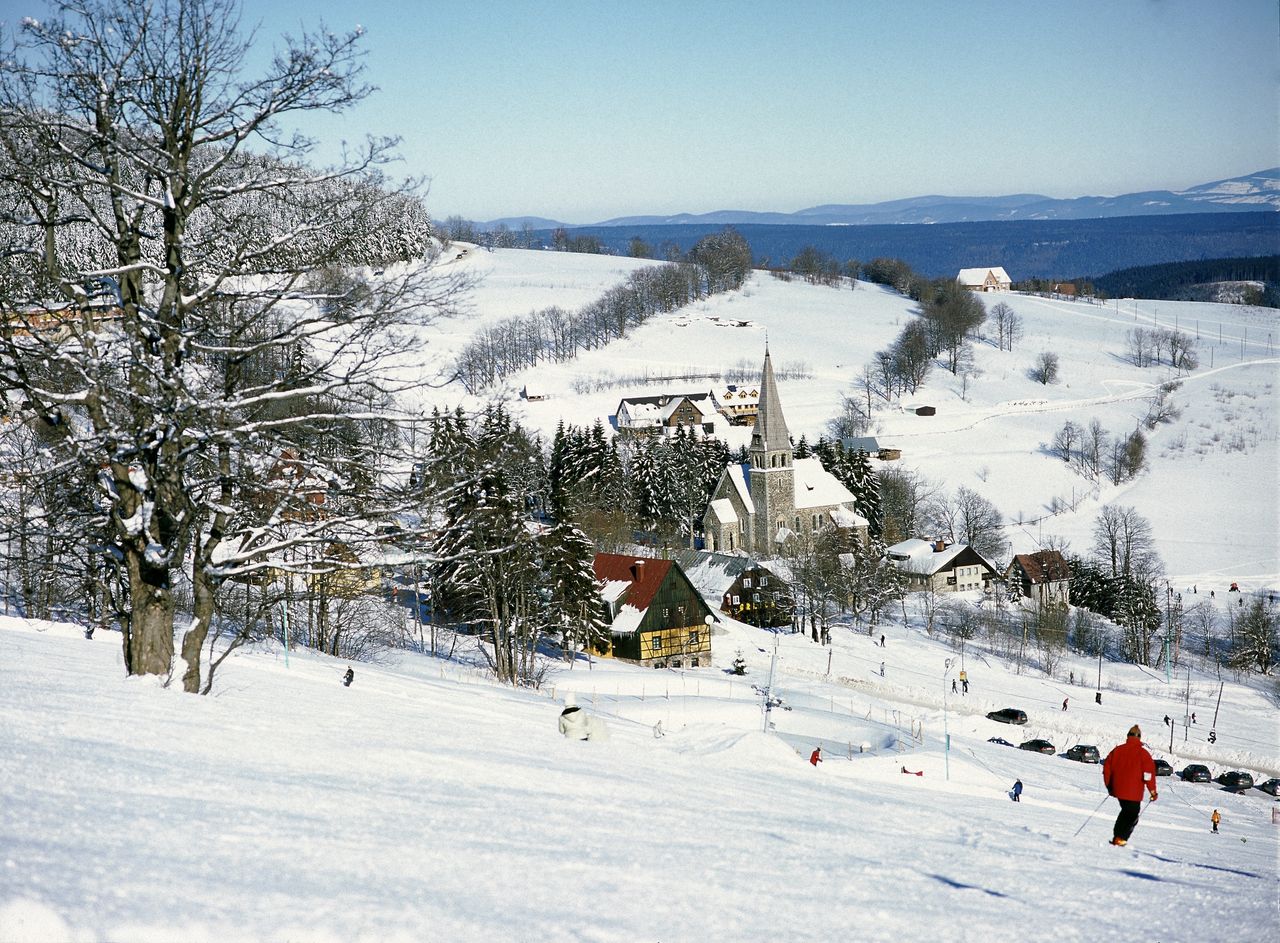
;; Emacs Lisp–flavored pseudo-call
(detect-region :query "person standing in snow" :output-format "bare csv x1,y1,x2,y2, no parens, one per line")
952,679,958,694
1062,698,1068,711
959,670,969,695
1011,779,1023,802
1211,809,1220,833
879,662,885,677
1102,724,1157,846
342,667,354,687
810,746,822,766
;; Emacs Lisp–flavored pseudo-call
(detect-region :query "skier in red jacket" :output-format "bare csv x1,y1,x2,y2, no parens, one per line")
1102,724,1157,846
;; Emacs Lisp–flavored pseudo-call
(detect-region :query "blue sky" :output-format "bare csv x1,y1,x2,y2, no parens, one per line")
6,0,1278,222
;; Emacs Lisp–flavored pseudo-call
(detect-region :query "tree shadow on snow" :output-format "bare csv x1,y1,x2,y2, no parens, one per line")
928,874,1010,898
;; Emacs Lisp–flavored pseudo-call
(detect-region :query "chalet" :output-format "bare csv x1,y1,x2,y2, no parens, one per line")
672,550,793,628
957,267,1012,292
703,349,869,555
2,303,123,340
711,383,761,425
614,393,716,437
520,383,547,401
1006,550,1071,609
887,538,1000,594
593,553,714,668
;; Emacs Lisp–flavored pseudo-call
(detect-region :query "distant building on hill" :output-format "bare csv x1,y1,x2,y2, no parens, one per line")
614,392,716,437
957,267,1012,292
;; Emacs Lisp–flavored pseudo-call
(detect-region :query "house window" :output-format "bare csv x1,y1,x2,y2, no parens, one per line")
688,629,699,646
677,605,685,617
732,595,740,605
743,578,752,588
663,607,670,619
652,636,663,652
760,576,768,587
753,593,760,602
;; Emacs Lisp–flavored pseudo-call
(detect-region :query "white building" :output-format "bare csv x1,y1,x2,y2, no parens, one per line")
957,267,1012,292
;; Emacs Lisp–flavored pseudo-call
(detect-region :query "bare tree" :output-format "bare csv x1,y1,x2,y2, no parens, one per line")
1051,420,1080,463
1091,505,1161,582
1029,351,1060,385
0,0,466,691
989,302,1023,352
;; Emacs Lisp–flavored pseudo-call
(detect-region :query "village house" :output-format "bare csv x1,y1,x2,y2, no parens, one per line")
957,267,1013,292
841,435,902,461
1006,549,1071,609
711,383,760,425
673,550,793,628
614,392,717,437
702,349,869,555
887,538,1001,594
592,553,714,668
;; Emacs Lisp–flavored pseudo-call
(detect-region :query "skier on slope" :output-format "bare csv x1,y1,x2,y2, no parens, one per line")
1102,724,1157,846
342,667,354,687
1211,809,1221,833
1011,779,1023,802
810,746,822,766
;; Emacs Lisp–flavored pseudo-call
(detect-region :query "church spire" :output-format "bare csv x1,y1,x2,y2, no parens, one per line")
750,346,792,457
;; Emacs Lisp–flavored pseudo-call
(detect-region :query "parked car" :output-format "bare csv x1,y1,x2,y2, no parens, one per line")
1180,763,1212,783
986,708,1028,725
987,737,1014,747
1064,744,1101,764
1019,739,1056,755
1153,759,1174,777
1254,778,1280,796
1217,771,1254,791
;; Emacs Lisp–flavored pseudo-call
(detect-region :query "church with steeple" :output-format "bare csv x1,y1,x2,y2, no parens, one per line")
702,348,868,555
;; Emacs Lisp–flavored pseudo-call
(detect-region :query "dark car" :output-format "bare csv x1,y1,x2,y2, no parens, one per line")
1217,771,1254,791
1064,744,1101,764
1180,763,1212,783
986,708,1028,725
1255,778,1280,796
987,737,1014,747
1153,759,1174,777
1019,739,1056,755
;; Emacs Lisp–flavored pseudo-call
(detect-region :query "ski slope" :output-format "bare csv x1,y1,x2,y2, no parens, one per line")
1,604,1275,942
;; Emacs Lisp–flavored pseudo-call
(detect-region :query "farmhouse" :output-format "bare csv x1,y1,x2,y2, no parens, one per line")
887,538,1000,593
673,550,793,628
702,349,868,554
841,435,902,461
957,267,1012,292
614,392,716,437
1006,549,1071,609
592,553,714,668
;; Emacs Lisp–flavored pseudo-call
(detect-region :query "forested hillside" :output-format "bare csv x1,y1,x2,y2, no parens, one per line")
1091,256,1279,305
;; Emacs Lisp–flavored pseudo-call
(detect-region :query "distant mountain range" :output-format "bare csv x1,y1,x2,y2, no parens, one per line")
481,168,1279,230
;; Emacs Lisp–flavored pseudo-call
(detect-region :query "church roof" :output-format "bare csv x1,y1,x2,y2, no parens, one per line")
750,348,791,454
792,457,860,514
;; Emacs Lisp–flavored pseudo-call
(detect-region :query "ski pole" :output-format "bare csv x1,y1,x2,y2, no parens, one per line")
1073,795,1112,837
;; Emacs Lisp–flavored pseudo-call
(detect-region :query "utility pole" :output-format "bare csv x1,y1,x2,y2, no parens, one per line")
761,633,780,732
943,658,953,781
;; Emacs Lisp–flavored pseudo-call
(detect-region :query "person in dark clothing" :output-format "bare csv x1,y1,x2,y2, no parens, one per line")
1095,691,1102,705
1011,779,1023,802
1102,725,1157,846
1062,698,1069,711
342,667,354,687
952,679,958,694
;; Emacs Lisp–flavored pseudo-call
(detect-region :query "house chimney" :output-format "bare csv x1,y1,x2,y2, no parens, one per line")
631,559,645,580
934,539,946,553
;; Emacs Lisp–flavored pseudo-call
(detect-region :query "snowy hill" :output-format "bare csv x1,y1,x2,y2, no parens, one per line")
416,247,1279,590
2,599,1276,941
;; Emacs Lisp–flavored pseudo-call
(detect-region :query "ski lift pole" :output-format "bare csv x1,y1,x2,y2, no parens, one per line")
279,600,290,669
943,658,952,781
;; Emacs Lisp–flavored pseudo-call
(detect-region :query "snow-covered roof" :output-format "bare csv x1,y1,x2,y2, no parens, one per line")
712,385,759,407
887,538,998,576
671,549,762,597
707,498,738,525
792,457,858,511
599,579,630,605
727,463,754,514
827,505,870,529
956,266,1012,286
608,604,644,635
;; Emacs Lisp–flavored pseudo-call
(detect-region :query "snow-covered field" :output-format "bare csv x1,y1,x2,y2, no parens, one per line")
2,600,1276,942
2,248,1278,941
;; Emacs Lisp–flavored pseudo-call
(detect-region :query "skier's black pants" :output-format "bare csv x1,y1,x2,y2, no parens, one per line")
1113,799,1142,841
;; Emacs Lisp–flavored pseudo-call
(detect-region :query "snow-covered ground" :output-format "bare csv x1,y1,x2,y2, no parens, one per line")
417,248,1279,591
3,248,1277,941
2,600,1276,942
